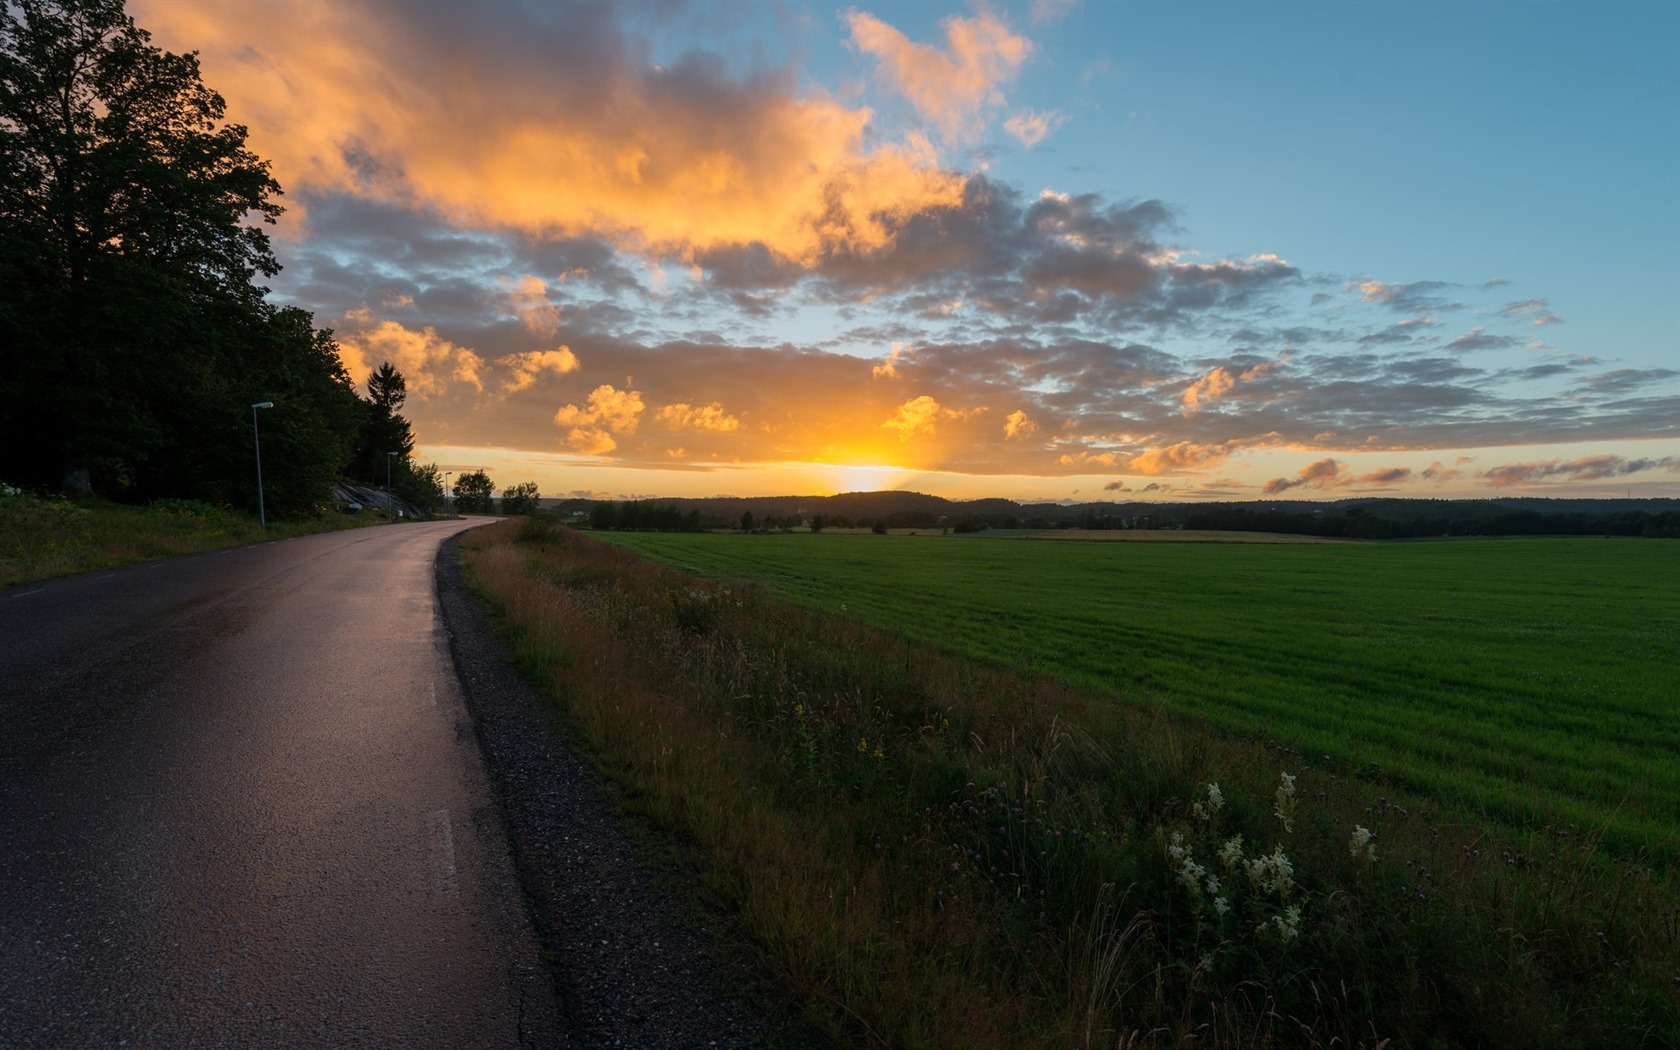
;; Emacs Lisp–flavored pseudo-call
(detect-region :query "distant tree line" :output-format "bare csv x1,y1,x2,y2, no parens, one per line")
589,500,704,532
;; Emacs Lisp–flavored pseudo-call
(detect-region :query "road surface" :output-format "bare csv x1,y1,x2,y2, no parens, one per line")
0,520,561,1048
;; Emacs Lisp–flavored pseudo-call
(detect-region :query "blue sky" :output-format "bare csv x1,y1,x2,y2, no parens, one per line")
138,0,1678,501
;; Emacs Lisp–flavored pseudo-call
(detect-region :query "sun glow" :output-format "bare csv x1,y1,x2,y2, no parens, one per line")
817,462,914,494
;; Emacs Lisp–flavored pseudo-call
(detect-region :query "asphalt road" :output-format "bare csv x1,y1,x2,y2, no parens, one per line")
0,520,562,1048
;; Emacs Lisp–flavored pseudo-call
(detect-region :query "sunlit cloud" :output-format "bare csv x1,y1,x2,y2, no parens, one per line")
135,0,967,266
1003,108,1065,147
656,402,741,433
338,310,485,396
1482,455,1679,488
499,348,581,395
1182,367,1236,415
505,276,561,337
846,9,1032,142
1122,442,1237,476
1262,458,1345,495
555,384,645,455
1003,409,1038,438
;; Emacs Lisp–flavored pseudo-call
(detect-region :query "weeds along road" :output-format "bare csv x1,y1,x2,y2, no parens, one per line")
0,519,561,1048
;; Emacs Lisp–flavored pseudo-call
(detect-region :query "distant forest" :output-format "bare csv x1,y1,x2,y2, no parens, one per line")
563,492,1680,540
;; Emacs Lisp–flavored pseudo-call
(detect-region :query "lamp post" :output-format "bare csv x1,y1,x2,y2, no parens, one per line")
250,401,274,527
444,471,453,519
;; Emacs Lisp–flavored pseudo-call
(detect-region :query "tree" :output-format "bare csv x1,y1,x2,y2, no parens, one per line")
349,362,415,484
393,460,445,513
453,470,495,514
1,0,287,491
740,510,754,532
500,481,540,516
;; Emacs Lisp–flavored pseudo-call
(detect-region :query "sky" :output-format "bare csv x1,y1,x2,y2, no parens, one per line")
134,0,1679,503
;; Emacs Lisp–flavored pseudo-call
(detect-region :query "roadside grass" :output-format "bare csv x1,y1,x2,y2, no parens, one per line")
462,520,1679,1048
599,531,1680,865
0,487,398,587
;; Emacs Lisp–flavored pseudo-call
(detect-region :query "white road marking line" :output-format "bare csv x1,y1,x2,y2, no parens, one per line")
427,809,459,902
429,680,438,707
9,588,43,599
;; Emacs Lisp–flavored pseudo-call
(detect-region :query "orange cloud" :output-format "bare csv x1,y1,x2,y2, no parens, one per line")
505,276,561,337
338,311,485,396
1003,108,1064,147
881,394,980,441
133,1,966,265
1182,367,1236,415
500,348,581,395
656,402,741,433
1262,458,1346,495
846,9,1031,142
555,384,645,455
1122,442,1236,476
1003,409,1037,438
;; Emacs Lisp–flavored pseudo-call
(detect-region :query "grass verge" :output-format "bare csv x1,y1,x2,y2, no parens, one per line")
463,520,1677,1047
0,487,402,587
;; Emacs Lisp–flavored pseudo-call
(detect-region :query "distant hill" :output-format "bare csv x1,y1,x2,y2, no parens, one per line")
543,491,1680,538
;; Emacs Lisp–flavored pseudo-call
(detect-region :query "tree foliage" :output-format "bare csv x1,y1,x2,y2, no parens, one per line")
453,469,495,514
0,0,357,518
500,481,540,516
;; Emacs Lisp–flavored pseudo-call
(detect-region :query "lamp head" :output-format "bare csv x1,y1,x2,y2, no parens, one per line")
251,401,274,410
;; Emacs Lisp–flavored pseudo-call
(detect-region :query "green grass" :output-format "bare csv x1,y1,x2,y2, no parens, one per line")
464,522,1680,1048
597,531,1680,861
0,491,403,587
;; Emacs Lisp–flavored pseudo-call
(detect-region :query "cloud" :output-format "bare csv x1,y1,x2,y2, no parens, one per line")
1501,298,1563,328
882,394,976,441
500,347,581,394
1003,409,1037,438
1446,326,1518,352
1262,457,1346,494
846,9,1031,142
1358,467,1413,485
1482,455,1680,488
1182,367,1236,415
338,311,485,396
656,402,741,432
1003,108,1065,147
135,0,967,266
505,275,561,337
873,343,911,379
555,384,645,454
1121,442,1237,476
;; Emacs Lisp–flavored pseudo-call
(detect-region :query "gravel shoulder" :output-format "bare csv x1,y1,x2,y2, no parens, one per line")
435,536,827,1049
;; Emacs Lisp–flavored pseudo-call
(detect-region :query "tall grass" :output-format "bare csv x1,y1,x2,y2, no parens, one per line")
463,521,1678,1048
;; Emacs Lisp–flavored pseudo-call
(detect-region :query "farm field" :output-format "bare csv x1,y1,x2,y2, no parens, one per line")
600,531,1680,860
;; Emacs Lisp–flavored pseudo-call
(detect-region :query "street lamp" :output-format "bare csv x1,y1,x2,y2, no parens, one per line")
250,401,274,528
444,471,453,519
386,451,398,519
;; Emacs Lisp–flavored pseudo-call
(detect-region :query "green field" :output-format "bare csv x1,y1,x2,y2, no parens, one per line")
600,531,1680,859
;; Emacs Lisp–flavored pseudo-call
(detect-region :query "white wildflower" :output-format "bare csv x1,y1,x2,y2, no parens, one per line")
1218,834,1245,869
1167,830,1187,863
1348,825,1376,862
1213,895,1230,917
1274,771,1297,832
1178,857,1207,896
1204,874,1221,897
1194,782,1224,822
1273,904,1302,942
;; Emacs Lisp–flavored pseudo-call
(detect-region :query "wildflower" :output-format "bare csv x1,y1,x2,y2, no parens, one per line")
1274,904,1302,942
1274,771,1298,833
1213,895,1230,917
873,744,884,760
1218,834,1245,870
1178,857,1206,896
1199,952,1213,971
1193,782,1224,822
1245,846,1295,898
1348,825,1376,862
1204,874,1221,897
1167,830,1188,863
858,736,868,754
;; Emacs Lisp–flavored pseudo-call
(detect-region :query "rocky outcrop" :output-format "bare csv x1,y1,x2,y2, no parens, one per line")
330,482,428,520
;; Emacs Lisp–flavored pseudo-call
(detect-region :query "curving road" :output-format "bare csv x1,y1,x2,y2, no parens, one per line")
0,520,561,1048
